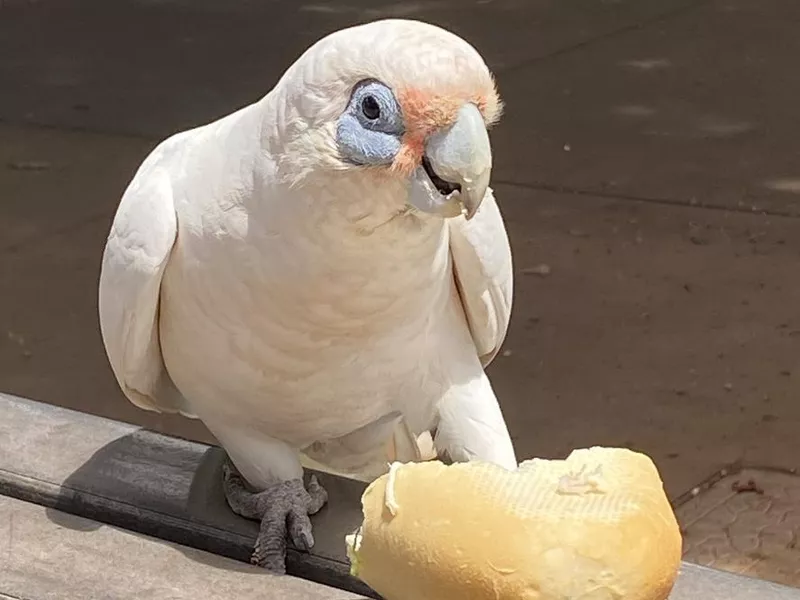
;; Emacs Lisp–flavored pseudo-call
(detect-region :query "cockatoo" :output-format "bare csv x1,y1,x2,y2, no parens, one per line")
98,18,517,573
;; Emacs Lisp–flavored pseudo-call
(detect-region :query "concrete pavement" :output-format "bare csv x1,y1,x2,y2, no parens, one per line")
1,0,800,586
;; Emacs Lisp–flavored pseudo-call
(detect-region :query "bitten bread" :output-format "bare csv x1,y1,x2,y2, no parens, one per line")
346,447,682,599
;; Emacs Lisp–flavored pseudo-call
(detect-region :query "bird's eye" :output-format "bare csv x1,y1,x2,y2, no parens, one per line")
361,95,381,120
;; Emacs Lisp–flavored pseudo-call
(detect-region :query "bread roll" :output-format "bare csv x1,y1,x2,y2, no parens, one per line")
345,447,682,600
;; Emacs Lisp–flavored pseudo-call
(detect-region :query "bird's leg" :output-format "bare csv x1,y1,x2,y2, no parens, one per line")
222,459,328,573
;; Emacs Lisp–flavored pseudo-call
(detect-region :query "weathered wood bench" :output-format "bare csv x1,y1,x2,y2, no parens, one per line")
1,392,798,599
0,493,362,600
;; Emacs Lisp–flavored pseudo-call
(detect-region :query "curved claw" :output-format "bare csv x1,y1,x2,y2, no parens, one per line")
287,508,315,552
306,475,328,514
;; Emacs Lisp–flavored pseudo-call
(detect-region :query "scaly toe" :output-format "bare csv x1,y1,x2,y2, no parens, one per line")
221,469,328,573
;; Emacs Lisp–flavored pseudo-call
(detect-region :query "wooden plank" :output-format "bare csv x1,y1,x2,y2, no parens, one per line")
0,494,364,600
1,392,799,600
0,392,375,597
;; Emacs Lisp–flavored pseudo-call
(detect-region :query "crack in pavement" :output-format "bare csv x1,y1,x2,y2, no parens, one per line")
494,0,712,76
0,212,111,257
0,117,159,143
493,179,800,220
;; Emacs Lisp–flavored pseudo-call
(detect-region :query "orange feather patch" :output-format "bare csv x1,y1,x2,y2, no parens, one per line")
391,87,499,176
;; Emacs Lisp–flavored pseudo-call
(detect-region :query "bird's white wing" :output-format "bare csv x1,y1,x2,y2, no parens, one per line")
448,188,513,367
98,152,190,415
435,192,518,470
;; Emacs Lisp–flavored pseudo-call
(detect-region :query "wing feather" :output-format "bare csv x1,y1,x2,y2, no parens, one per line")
448,188,513,366
98,154,190,415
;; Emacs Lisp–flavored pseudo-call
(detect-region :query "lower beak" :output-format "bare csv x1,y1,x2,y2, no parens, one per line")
409,103,492,220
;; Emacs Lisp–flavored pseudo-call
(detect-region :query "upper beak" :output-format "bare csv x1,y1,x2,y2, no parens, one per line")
425,103,492,220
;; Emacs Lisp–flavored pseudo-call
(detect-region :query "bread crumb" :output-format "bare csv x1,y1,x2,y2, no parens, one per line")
384,462,403,516
556,464,607,495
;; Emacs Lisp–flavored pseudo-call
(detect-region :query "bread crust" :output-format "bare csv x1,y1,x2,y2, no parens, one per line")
346,447,682,600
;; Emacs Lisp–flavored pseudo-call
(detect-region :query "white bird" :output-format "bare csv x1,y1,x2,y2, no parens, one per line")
98,18,517,573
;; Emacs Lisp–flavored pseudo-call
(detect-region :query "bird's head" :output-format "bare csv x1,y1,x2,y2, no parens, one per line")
268,19,502,221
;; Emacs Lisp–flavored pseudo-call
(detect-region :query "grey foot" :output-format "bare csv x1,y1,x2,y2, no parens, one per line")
222,460,328,573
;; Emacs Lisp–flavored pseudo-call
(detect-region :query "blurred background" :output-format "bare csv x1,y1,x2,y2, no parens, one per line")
2,0,800,584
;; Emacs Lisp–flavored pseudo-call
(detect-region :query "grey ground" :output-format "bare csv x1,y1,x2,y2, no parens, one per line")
1,0,800,586
678,467,800,587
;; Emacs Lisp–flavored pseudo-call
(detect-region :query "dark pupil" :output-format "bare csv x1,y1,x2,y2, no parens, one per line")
361,95,381,120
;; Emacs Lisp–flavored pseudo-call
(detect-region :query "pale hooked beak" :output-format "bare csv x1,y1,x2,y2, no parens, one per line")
408,103,492,221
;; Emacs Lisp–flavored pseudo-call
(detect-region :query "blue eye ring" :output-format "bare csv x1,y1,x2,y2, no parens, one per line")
347,79,404,135
335,79,404,166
